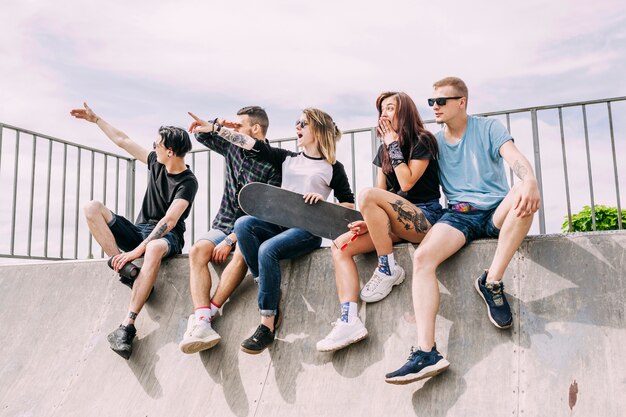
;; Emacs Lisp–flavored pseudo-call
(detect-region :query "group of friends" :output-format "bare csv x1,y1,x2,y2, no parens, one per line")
70,76,540,386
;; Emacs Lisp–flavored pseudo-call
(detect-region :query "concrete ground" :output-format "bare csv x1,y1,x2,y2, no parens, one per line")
0,231,625,417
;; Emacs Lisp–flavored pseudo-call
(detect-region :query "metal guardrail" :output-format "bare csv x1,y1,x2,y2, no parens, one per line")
0,123,135,260
1,96,624,260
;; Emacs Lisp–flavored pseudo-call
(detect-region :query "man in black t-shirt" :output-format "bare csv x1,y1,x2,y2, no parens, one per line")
70,103,198,360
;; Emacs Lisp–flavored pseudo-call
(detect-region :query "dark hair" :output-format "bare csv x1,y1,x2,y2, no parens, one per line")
158,126,192,157
237,106,269,137
376,92,438,174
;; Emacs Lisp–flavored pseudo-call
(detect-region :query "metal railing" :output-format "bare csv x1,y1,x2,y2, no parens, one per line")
0,123,135,260
1,96,624,260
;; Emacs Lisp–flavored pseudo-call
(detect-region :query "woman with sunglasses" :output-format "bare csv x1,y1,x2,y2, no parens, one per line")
188,108,354,354
316,91,441,352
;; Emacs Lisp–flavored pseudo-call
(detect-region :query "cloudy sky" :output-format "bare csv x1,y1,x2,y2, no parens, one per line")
1,0,626,259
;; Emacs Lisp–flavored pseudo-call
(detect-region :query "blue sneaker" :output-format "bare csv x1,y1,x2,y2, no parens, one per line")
474,271,513,329
385,346,450,385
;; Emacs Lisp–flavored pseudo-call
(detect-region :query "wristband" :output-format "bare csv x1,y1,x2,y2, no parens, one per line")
211,118,219,133
386,141,405,168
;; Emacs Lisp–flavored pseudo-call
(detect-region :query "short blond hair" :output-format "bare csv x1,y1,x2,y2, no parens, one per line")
433,76,469,103
302,108,341,164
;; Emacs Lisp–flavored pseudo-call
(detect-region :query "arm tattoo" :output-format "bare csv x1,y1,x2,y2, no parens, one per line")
388,200,429,234
513,160,528,180
142,222,169,247
218,129,250,147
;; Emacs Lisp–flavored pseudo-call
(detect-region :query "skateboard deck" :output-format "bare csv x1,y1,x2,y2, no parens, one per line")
238,182,362,240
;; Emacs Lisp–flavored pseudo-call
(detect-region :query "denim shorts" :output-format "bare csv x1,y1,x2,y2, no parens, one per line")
437,207,501,244
107,214,183,258
416,200,444,226
196,228,228,246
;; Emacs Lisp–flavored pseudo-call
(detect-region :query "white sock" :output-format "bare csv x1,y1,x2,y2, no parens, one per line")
386,253,396,272
340,301,359,323
195,307,211,323
210,301,220,317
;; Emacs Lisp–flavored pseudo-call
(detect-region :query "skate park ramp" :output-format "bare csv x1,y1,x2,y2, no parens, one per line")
1,231,625,417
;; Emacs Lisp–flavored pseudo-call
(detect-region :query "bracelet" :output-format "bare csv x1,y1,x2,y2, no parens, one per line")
387,141,405,168
215,122,222,132
211,118,219,133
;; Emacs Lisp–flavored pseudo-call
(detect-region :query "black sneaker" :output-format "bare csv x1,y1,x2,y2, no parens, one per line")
474,271,513,329
385,346,450,385
107,324,136,360
240,324,275,354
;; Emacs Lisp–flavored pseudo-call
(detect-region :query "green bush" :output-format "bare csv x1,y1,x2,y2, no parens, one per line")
562,205,626,232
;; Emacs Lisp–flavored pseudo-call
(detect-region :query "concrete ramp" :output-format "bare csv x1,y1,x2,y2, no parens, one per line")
1,231,625,417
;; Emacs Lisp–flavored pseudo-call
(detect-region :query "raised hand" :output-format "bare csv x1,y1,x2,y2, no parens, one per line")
70,102,99,123
377,117,399,145
187,112,213,133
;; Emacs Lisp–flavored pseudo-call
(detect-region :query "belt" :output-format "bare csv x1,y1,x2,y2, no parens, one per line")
449,202,479,212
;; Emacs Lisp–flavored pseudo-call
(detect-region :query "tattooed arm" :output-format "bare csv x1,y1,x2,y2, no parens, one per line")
187,112,255,150
109,198,190,270
499,140,541,217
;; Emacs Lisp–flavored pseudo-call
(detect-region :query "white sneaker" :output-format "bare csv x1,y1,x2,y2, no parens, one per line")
360,265,405,302
179,314,221,354
316,317,368,352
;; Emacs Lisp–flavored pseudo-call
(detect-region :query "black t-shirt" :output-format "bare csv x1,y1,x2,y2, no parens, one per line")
135,152,198,244
373,137,440,204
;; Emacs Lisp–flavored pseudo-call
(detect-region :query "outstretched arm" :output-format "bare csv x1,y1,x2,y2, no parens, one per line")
188,112,255,150
499,140,541,217
109,198,190,270
70,102,150,164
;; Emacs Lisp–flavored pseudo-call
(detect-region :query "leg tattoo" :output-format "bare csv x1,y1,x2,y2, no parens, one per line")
388,200,429,234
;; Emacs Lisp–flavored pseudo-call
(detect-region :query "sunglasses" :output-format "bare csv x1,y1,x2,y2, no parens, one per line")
427,96,463,107
295,120,309,129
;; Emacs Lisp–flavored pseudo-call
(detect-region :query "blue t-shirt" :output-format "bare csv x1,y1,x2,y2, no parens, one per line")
436,115,512,210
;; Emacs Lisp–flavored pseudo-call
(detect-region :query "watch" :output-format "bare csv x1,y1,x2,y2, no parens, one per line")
223,236,235,247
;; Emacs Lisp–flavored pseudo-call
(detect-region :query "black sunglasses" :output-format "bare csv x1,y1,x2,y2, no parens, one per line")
427,96,463,107
295,120,309,129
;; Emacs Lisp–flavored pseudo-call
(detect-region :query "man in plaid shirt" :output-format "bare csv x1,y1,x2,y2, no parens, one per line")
179,106,281,354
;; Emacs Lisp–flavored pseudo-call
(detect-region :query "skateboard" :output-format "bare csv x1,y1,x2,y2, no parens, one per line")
238,182,363,240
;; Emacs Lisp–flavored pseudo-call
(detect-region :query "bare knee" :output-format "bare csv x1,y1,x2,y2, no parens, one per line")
189,240,213,265
83,200,106,220
357,187,377,208
144,240,168,261
412,247,438,277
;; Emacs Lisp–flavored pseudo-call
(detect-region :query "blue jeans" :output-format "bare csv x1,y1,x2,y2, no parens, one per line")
234,215,322,316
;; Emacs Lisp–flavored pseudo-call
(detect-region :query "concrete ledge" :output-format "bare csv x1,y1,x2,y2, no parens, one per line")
1,231,625,416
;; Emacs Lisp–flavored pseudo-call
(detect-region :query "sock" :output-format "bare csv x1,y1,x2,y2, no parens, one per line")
340,301,358,323
377,253,396,276
210,301,220,317
195,306,211,323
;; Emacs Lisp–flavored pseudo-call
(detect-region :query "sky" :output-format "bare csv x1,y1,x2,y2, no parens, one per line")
1,0,626,260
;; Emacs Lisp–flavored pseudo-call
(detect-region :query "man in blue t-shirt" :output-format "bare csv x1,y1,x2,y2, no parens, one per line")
385,77,540,385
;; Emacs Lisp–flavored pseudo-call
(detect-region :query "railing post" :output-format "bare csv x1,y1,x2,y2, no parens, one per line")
530,110,546,234
126,159,136,222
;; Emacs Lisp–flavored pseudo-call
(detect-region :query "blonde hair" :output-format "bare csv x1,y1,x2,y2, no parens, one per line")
433,76,469,105
302,108,341,164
